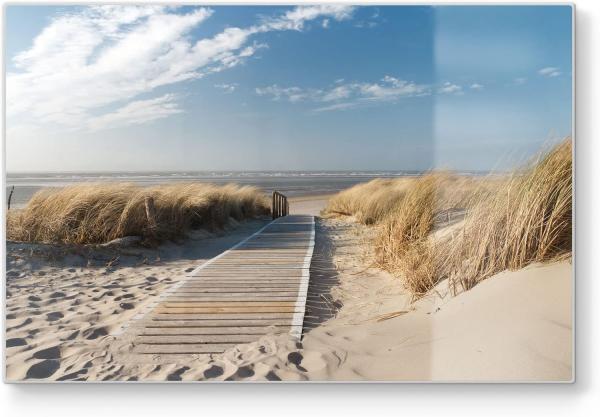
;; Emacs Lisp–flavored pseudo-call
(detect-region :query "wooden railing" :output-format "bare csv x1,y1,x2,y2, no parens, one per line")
272,191,289,220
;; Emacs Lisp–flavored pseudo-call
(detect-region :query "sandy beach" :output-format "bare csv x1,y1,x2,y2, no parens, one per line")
5,193,572,381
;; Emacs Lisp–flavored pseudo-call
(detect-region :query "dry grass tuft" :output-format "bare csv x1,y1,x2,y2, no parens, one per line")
324,138,572,299
323,178,414,224
7,183,270,245
443,138,572,293
323,174,486,225
372,174,440,297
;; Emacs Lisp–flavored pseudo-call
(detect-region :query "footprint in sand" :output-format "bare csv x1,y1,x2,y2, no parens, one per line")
6,338,27,348
26,359,60,379
265,371,281,381
287,352,307,372
167,366,190,381
119,302,135,310
84,327,108,340
203,365,224,379
28,295,42,302
66,330,79,340
46,311,64,321
57,368,88,381
235,365,255,378
33,345,61,360
146,276,158,283
50,291,65,298
7,317,32,331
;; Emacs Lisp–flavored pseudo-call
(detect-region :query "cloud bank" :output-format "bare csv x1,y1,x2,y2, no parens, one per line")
7,5,355,133
256,76,431,112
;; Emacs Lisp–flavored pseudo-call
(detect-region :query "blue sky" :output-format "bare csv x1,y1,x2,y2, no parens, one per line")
4,5,572,172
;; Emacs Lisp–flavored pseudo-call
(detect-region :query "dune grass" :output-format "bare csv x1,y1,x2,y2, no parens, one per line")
323,174,487,225
323,138,572,299
372,174,443,296
323,178,414,224
443,139,572,294
6,183,270,245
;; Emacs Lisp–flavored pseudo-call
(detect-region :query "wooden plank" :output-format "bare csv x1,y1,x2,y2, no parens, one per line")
209,260,306,264
226,250,309,254
166,297,300,302
182,278,304,283
153,312,294,321
180,283,303,289
137,334,264,344
140,326,293,335
188,274,304,278
180,281,302,284
146,319,293,327
154,306,302,314
161,301,298,308
165,297,303,302
192,269,306,274
178,284,304,289
171,287,301,292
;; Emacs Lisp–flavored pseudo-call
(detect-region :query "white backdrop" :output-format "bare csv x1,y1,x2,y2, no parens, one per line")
1,1,598,416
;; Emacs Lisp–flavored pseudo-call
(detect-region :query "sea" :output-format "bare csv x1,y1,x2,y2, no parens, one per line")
5,171,426,209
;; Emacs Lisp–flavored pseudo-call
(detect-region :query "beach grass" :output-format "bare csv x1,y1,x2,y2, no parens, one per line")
323,138,572,298
6,183,270,244
443,138,572,294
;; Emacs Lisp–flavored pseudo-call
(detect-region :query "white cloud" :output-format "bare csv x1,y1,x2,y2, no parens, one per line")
514,77,527,85
214,83,238,93
87,94,182,131
322,18,330,29
438,82,463,94
538,67,561,77
313,101,358,112
7,5,355,133
256,75,431,112
257,5,354,32
255,85,318,103
321,85,353,102
470,83,484,90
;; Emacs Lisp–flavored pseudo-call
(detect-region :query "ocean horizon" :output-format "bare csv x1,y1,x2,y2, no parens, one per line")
6,170,442,209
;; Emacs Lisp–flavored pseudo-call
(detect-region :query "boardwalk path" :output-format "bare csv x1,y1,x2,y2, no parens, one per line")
127,215,315,355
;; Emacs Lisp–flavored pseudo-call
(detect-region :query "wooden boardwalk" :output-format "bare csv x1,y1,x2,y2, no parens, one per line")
129,215,315,355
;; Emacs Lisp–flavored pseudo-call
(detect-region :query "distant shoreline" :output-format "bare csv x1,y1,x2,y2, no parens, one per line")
5,172,408,209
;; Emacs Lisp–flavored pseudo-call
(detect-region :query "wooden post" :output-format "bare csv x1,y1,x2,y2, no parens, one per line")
277,193,281,218
279,194,283,217
144,196,157,235
271,191,288,219
7,185,15,210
